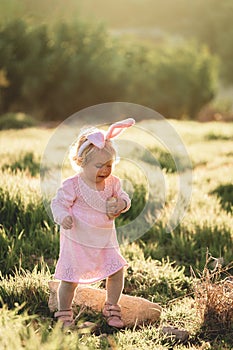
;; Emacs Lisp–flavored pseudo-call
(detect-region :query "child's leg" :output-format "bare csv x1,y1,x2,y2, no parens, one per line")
103,268,125,328
58,280,78,310
55,281,78,328
106,268,124,305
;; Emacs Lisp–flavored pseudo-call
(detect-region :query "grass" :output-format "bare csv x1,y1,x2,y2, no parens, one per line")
211,183,233,213
0,120,233,349
193,255,233,347
2,151,41,176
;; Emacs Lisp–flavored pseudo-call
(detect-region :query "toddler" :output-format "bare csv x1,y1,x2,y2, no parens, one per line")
51,118,135,328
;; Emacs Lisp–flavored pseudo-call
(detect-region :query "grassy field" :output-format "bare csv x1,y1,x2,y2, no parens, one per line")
0,119,233,349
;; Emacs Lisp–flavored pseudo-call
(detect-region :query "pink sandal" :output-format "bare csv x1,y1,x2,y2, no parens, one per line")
102,302,124,328
54,309,74,328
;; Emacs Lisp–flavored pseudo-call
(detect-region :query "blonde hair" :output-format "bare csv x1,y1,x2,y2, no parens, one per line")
69,127,117,171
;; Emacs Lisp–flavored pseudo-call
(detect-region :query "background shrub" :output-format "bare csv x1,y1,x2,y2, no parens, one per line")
0,113,37,130
0,19,217,120
124,42,217,118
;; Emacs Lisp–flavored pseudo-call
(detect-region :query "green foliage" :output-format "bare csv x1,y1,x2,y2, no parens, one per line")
0,255,194,349
141,147,177,173
0,266,51,315
124,256,192,304
204,132,232,141
119,183,147,222
0,113,37,130
77,0,233,86
0,185,48,232
2,151,40,176
187,0,233,85
0,19,217,120
211,183,233,213
0,305,94,350
0,19,127,119
0,225,59,276
140,220,233,275
0,20,54,116
1,0,232,88
0,185,59,275
0,121,233,349
0,301,197,350
125,42,217,119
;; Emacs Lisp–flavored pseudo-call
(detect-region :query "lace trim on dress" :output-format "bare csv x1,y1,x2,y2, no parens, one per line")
72,175,114,213
55,257,124,283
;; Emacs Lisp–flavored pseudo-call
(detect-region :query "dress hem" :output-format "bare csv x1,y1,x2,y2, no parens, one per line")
54,263,128,284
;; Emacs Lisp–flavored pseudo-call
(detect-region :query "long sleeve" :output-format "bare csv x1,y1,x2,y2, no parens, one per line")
113,177,131,213
51,177,76,225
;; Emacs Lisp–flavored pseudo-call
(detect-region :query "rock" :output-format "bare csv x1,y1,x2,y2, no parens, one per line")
161,326,189,342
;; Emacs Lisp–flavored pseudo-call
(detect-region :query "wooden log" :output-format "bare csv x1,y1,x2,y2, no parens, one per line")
48,280,162,328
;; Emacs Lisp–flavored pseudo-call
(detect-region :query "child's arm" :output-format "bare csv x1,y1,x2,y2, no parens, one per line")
51,178,76,228
106,177,131,219
114,177,131,212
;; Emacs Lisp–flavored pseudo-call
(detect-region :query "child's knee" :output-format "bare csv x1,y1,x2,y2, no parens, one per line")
60,280,78,291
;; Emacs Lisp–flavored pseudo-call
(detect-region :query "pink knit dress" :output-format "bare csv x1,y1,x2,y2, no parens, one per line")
51,174,130,284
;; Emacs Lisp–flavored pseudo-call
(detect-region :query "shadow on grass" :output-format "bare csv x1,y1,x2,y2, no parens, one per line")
140,221,233,276
2,151,40,176
211,183,233,213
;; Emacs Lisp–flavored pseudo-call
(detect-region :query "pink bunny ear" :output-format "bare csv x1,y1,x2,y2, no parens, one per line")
77,130,106,156
106,118,135,140
77,118,135,157
87,131,105,148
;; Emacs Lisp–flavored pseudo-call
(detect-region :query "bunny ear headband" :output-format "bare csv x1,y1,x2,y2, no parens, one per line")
77,118,135,157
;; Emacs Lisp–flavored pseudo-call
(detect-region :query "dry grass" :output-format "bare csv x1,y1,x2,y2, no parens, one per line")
193,252,233,336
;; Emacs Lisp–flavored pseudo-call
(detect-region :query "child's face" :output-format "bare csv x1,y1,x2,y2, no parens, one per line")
82,149,114,185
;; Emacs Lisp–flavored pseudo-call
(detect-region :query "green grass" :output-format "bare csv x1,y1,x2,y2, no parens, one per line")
0,120,233,349
2,151,41,176
211,183,233,213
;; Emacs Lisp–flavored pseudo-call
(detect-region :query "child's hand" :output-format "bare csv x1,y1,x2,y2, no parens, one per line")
61,215,73,229
106,197,127,219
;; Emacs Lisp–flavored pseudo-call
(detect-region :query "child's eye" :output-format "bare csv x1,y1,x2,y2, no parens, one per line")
95,163,112,169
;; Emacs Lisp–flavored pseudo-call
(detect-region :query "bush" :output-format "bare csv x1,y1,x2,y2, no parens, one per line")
0,19,217,120
0,19,127,120
124,42,218,118
0,113,37,130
